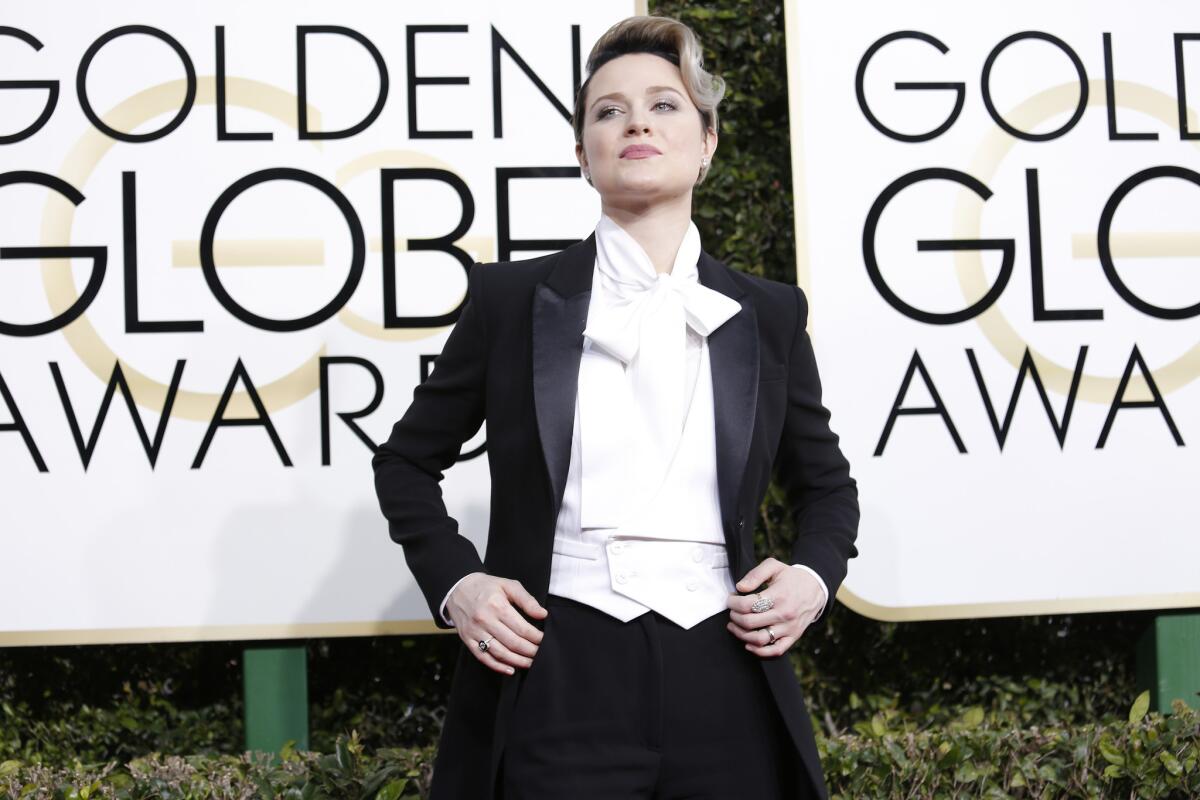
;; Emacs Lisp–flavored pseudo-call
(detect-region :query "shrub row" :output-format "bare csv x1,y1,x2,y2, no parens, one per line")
2,670,1159,768
3,696,1197,799
1,732,433,800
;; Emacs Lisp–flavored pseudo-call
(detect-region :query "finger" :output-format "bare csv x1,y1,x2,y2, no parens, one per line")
459,627,514,673
468,630,532,670
497,603,544,652
474,624,535,669
505,580,549,620
748,615,812,656
726,592,753,612
472,643,518,675
725,590,769,614
726,617,791,646
725,620,760,644
729,605,793,629
744,631,794,658
729,607,779,628
734,558,783,593
491,606,541,658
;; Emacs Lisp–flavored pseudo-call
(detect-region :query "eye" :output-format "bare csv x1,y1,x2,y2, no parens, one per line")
596,106,621,120
653,100,678,111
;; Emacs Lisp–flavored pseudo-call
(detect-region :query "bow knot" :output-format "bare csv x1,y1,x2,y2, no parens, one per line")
582,218,740,363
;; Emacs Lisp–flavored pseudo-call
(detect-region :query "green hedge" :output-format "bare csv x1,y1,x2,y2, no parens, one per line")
3,696,1197,799
0,732,434,800
0,666,1158,768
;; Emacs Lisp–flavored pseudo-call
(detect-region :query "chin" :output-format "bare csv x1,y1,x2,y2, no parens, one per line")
601,174,690,200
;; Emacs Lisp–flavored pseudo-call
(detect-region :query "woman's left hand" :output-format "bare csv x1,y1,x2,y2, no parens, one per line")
726,557,824,657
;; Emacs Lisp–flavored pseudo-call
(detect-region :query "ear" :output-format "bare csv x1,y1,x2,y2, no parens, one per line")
575,141,588,172
703,126,718,162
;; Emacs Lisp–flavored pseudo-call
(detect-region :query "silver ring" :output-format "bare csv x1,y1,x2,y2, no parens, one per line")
751,593,775,613
477,635,494,653
766,626,777,645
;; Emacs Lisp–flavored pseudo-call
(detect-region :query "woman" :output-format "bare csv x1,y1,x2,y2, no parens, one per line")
372,15,859,800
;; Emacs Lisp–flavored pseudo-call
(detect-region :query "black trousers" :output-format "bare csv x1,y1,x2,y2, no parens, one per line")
499,593,814,799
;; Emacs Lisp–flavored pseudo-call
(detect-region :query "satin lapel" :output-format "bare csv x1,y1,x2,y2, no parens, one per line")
697,251,757,534
531,234,596,515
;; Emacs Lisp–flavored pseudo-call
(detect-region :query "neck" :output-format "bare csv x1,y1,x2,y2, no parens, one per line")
601,193,694,274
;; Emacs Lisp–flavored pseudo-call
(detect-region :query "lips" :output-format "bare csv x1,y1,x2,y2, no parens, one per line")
620,144,661,159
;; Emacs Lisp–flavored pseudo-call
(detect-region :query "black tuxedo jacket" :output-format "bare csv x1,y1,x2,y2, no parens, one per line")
372,233,859,799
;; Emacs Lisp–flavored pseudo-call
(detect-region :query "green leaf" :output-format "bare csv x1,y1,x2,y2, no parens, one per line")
335,737,352,771
1157,750,1183,777
375,779,409,800
362,765,400,797
1129,690,1150,725
960,706,984,728
1098,736,1125,767
884,740,909,768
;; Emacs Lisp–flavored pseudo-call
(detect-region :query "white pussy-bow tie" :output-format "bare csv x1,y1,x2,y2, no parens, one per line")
577,215,741,529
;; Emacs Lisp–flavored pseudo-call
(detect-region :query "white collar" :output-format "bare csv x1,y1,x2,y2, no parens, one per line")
594,213,702,290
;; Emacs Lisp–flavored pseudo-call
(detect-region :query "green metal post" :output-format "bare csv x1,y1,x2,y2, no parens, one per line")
1136,611,1200,714
243,644,309,754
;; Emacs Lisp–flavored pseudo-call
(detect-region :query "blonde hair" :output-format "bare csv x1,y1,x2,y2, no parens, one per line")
572,15,726,184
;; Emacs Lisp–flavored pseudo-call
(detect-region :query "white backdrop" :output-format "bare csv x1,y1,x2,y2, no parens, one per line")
785,0,1200,619
0,0,640,644
6,1,1195,645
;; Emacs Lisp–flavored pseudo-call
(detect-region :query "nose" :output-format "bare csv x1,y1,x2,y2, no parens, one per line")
625,109,650,136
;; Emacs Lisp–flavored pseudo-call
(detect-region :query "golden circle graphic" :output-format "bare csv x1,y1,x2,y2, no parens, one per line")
954,79,1200,402
41,76,493,418
334,150,494,341
42,76,327,419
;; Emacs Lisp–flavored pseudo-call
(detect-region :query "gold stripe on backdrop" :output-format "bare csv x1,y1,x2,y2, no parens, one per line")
0,619,446,647
839,587,1200,623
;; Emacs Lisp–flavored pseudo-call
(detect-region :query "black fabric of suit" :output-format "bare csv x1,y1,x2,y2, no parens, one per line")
372,233,859,799
499,594,815,799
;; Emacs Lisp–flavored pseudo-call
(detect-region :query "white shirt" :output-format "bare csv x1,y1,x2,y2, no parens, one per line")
439,217,828,626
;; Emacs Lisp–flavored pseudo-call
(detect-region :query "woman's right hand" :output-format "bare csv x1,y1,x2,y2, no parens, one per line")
447,572,548,675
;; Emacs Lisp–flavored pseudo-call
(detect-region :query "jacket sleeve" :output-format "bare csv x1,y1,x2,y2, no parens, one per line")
371,264,489,630
775,284,860,627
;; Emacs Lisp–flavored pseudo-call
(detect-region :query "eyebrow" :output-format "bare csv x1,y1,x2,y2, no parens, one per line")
588,85,685,111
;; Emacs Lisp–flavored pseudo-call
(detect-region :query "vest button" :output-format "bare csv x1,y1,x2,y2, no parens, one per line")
691,547,704,562
686,580,699,592
736,517,745,532
615,572,628,584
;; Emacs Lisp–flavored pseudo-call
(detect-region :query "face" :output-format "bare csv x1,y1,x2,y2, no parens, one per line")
576,52,717,206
